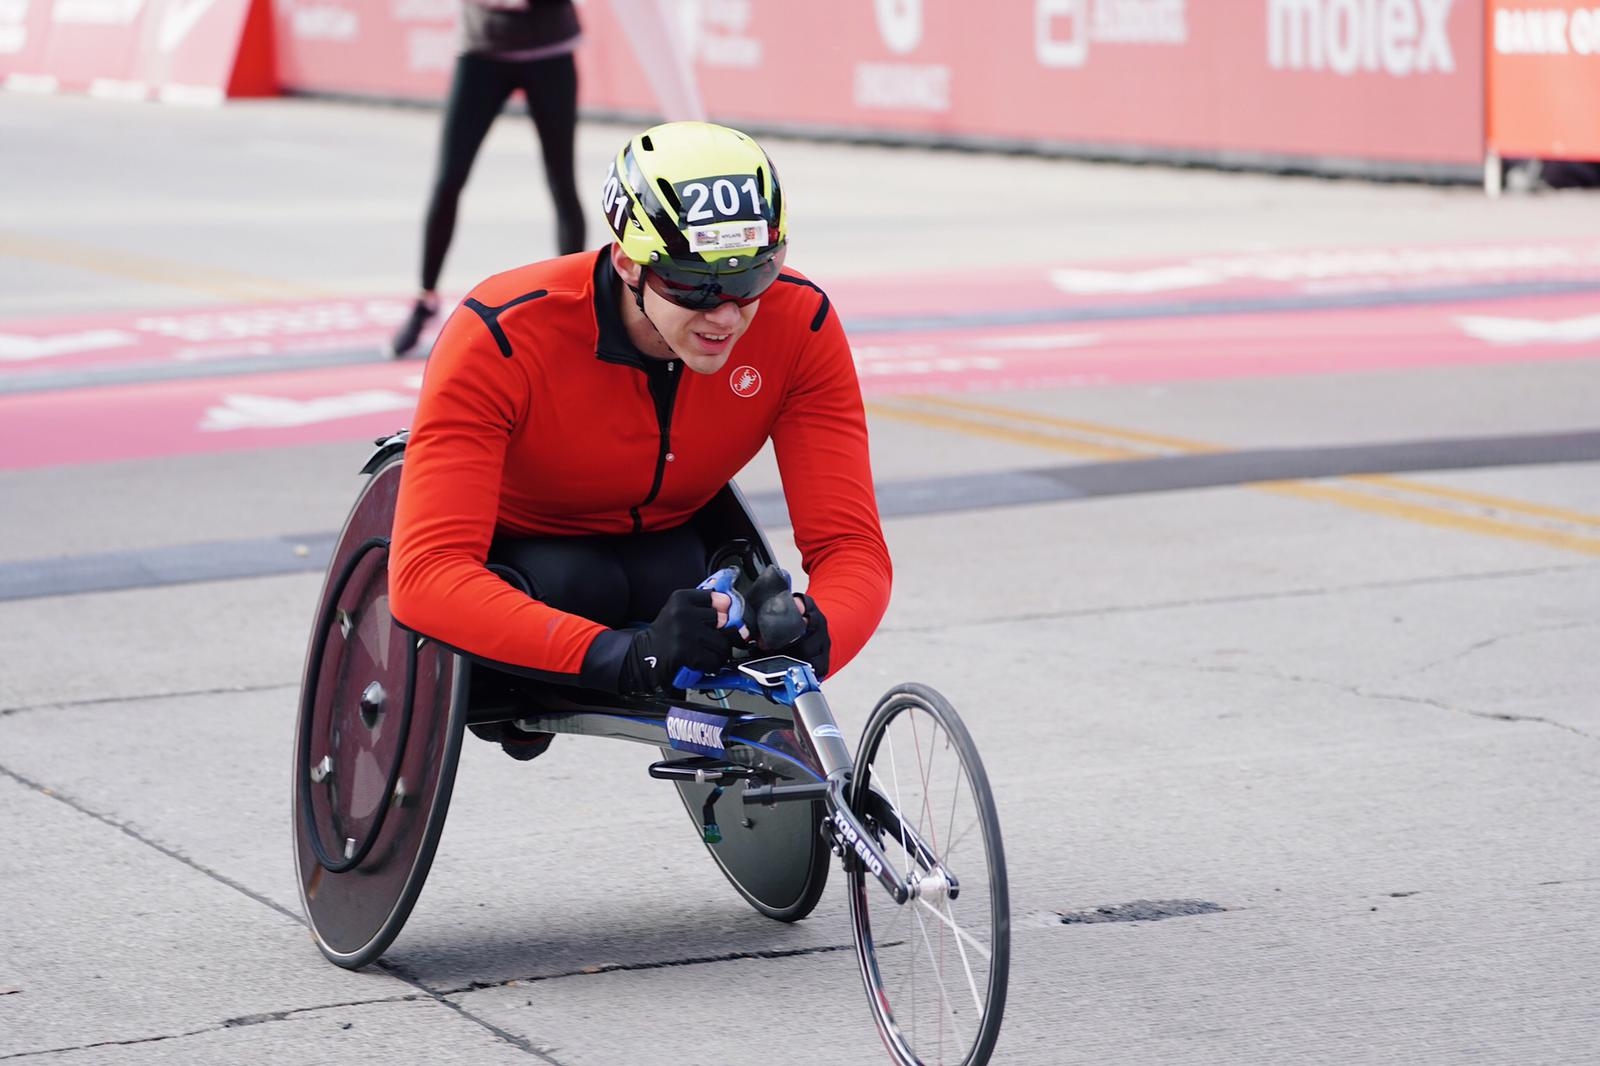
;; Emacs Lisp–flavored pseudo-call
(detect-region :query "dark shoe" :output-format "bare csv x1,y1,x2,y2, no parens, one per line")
467,721,555,762
501,724,555,762
387,298,438,358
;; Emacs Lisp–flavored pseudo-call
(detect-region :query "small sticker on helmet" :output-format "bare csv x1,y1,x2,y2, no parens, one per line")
688,220,769,252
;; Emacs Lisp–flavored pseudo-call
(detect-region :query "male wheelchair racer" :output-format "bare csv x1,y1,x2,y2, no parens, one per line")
292,432,1010,1066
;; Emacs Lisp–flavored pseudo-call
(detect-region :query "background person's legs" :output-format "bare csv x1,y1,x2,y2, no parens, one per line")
421,54,517,292
516,51,586,257
390,53,516,357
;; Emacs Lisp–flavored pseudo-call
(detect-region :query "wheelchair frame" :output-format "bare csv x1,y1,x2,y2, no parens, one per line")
291,432,1009,1066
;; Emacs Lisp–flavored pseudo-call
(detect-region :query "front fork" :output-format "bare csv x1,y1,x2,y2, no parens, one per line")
788,688,960,905
740,772,959,907
821,777,960,905
679,662,960,906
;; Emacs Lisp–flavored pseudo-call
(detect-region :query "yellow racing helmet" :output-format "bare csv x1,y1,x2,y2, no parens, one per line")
601,121,788,310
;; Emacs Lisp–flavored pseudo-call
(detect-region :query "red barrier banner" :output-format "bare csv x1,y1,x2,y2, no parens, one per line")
271,0,455,99
657,0,1486,164
268,0,1486,168
1487,0,1600,158
0,0,57,90
0,0,274,100
140,0,275,101
39,0,146,94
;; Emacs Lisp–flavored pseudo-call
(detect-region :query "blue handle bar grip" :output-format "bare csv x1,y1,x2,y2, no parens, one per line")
672,566,745,690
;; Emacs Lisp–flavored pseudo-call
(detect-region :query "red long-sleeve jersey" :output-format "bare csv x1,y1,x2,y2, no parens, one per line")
389,249,891,688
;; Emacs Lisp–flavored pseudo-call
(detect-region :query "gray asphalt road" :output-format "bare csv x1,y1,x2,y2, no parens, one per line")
2,92,1598,1065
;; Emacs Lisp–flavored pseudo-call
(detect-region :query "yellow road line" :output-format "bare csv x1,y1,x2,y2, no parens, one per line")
904,392,1220,454
1353,474,1600,530
0,232,327,302
1263,480,1600,556
872,393,1600,556
867,401,1141,462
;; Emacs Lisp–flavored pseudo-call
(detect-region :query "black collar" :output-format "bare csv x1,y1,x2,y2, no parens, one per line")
593,248,649,369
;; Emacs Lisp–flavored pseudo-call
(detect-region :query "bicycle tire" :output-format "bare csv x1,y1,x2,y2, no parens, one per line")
847,683,1010,1066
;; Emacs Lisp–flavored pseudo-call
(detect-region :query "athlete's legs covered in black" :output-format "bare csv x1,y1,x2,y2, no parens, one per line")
487,523,708,628
473,524,709,759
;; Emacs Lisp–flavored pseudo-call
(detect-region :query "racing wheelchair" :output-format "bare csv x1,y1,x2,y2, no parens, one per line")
292,432,1010,1066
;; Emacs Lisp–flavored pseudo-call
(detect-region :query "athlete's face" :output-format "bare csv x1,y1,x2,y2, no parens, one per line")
612,247,760,375
641,285,759,374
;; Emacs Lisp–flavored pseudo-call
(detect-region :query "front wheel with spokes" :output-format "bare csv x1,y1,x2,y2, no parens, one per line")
847,683,1010,1066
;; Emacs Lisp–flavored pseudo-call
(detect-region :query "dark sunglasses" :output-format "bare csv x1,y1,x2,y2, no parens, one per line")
643,242,788,311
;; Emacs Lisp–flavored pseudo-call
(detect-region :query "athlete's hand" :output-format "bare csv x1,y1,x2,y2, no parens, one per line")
620,589,738,694
778,594,831,679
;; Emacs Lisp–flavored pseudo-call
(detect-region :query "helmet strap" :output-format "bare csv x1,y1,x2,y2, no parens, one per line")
627,275,674,358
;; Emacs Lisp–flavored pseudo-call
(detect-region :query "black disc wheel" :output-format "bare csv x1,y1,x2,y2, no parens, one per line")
291,453,467,969
847,684,1010,1066
670,689,830,921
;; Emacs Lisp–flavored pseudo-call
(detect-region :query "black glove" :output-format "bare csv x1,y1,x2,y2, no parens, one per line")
744,564,806,650
778,593,831,679
619,589,738,694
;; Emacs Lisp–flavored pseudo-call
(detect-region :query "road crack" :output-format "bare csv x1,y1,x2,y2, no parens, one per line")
0,765,568,1061
0,681,295,718
381,941,861,1000
0,996,421,1061
884,562,1596,635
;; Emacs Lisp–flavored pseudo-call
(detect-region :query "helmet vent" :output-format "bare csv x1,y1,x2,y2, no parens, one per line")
756,166,766,197
640,134,654,152
655,178,684,215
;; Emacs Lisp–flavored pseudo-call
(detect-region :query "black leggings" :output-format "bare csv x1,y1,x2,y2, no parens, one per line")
420,50,586,291
487,524,710,629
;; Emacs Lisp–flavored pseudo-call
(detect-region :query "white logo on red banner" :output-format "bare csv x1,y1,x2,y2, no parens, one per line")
682,0,761,68
1267,0,1456,76
1494,7,1600,55
1036,0,1189,70
873,0,921,54
52,0,144,26
858,0,949,110
285,1,359,43
729,364,761,397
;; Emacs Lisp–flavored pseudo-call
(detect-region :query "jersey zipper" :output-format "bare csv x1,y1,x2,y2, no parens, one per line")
629,358,681,532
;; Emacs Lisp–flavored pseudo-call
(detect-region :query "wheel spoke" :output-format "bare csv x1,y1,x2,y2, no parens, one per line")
911,901,973,1052
944,736,964,869
916,896,993,964
881,728,918,882
943,815,980,856
913,714,941,859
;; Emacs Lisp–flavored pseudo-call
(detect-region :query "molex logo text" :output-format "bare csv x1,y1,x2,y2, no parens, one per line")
1269,0,1456,77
